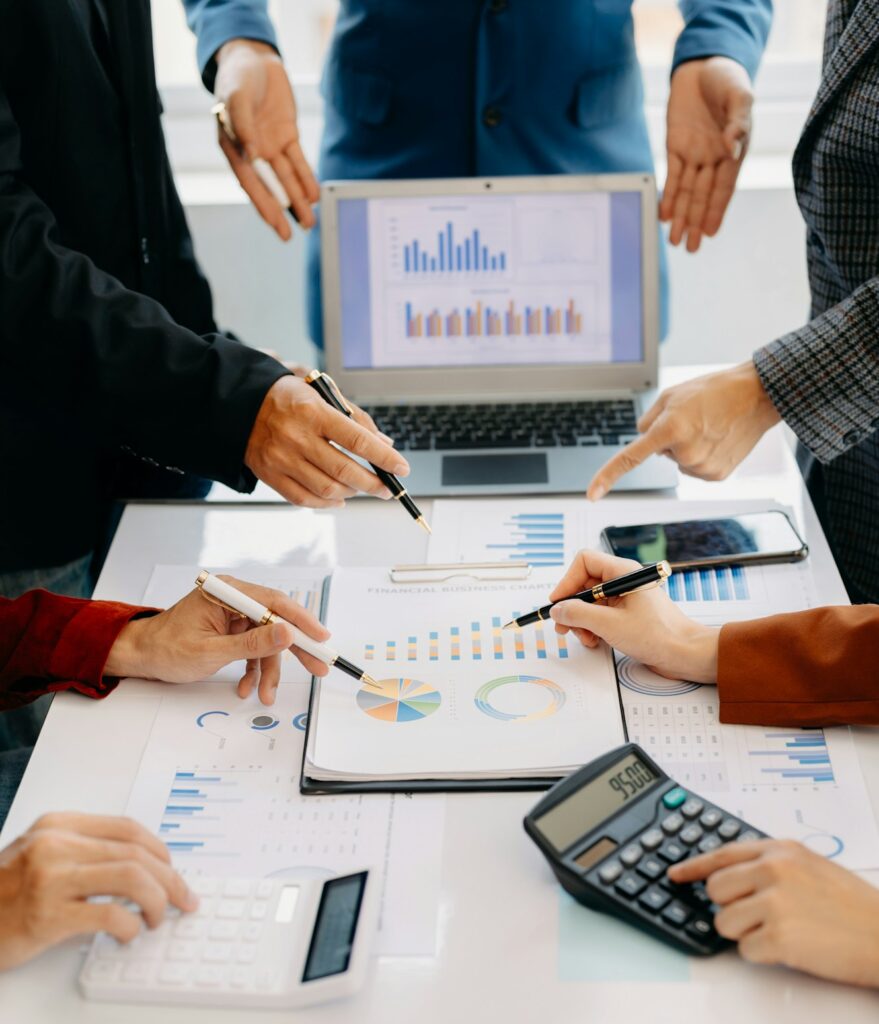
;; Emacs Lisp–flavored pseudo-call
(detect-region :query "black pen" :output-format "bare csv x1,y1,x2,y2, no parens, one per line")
503,560,672,630
304,370,431,534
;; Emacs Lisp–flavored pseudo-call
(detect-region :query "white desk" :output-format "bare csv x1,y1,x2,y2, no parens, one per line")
3,368,879,1022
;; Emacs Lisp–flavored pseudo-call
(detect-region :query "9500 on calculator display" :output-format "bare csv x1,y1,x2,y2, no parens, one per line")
524,743,767,955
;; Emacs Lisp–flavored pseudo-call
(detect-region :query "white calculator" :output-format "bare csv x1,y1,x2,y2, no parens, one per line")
80,870,379,1009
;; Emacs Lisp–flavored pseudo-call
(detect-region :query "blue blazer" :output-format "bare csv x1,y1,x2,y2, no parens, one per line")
185,0,771,347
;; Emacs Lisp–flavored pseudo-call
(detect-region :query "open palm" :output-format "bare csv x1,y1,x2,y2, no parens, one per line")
661,56,753,252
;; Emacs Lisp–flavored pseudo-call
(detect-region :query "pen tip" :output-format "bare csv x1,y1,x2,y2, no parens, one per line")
362,673,380,689
417,516,432,535
502,621,514,630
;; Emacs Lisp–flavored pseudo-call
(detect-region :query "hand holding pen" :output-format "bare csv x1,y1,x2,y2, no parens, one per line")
505,558,671,630
305,371,431,533
196,573,380,700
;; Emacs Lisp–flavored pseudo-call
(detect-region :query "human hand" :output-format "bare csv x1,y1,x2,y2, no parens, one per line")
214,39,319,240
662,57,753,252
245,375,409,509
548,549,719,682
105,577,331,706
587,362,781,499
0,813,197,971
669,840,879,987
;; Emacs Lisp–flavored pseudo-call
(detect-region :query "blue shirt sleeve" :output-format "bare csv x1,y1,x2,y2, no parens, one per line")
673,0,773,81
181,0,279,90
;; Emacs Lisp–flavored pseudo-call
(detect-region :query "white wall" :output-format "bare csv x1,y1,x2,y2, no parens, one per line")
183,180,812,372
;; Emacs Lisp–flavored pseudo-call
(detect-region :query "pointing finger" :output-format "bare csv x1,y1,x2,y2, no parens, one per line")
586,428,669,500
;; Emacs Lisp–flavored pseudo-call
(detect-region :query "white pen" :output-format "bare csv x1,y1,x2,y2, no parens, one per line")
195,571,380,690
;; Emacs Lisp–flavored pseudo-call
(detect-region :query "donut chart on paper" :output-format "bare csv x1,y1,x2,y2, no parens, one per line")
474,675,566,722
356,678,442,723
616,657,702,697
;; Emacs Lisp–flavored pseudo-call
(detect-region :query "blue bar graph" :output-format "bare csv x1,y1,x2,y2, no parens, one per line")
402,222,507,275
668,567,751,604
746,730,835,785
159,768,250,856
485,512,566,567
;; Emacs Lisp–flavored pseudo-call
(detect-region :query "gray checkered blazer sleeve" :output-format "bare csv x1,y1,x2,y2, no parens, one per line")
750,0,879,468
754,276,879,464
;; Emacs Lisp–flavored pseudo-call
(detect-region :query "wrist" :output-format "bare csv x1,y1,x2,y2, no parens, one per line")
103,618,150,680
217,38,279,65
670,622,720,684
742,360,782,430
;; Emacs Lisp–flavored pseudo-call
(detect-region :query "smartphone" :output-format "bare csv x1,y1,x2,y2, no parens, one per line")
601,510,808,570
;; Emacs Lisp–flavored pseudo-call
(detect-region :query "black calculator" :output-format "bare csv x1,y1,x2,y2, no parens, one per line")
524,743,767,955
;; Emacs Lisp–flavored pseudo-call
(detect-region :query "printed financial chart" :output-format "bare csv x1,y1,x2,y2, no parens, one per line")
357,615,572,726
367,192,613,367
428,499,581,569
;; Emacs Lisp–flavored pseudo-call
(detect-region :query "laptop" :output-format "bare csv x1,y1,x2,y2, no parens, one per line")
320,173,677,495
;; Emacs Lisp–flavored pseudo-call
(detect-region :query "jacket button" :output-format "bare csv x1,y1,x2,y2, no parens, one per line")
488,0,508,12
843,429,861,446
482,105,502,127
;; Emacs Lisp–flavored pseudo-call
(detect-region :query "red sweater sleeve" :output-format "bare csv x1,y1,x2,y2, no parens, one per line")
717,605,879,726
0,590,155,710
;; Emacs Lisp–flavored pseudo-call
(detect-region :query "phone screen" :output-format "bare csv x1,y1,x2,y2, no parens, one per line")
603,511,806,565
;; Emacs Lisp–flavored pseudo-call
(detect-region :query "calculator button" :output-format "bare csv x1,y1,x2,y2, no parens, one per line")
223,878,252,898
174,917,206,939
190,877,219,897
242,922,263,943
131,930,165,957
250,901,268,920
698,834,723,854
85,959,121,983
217,899,247,919
661,813,684,835
738,830,761,842
662,787,688,809
638,887,671,914
619,844,642,868
684,917,717,944
658,840,688,864
231,967,253,988
718,819,741,840
681,798,704,819
661,901,692,928
167,940,197,962
204,942,233,964
158,963,190,986
195,965,224,987
122,961,154,983
598,860,623,885
680,824,703,845
636,855,665,881
255,879,274,899
699,808,723,830
236,944,258,964
256,968,276,990
639,828,664,851
614,873,648,899
210,920,239,940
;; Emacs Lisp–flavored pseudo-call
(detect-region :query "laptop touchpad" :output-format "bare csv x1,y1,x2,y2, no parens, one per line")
441,453,548,486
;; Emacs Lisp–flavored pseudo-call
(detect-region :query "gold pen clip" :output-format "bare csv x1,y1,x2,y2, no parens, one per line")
194,571,275,623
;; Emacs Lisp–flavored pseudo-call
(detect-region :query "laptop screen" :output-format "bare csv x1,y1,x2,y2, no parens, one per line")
335,189,643,371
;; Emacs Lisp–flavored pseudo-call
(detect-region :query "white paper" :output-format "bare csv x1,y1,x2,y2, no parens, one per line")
143,564,327,684
307,567,624,780
427,498,585,570
124,681,445,955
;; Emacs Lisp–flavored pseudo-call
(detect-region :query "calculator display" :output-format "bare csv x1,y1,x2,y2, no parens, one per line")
302,872,367,983
534,753,660,852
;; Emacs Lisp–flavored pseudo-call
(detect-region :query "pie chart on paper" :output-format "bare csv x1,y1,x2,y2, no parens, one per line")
356,678,442,723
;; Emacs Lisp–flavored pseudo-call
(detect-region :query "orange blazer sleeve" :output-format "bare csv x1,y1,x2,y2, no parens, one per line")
717,604,879,727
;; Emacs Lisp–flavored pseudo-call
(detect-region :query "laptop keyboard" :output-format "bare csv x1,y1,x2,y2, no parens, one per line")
363,399,639,451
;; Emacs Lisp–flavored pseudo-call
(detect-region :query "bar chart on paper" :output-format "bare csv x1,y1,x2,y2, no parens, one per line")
362,617,569,665
428,499,582,569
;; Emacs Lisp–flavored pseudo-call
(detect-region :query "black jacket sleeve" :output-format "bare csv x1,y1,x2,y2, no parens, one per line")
0,82,288,492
